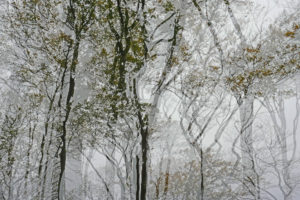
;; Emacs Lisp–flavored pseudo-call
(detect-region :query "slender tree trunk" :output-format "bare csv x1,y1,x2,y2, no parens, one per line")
266,96,292,200
200,148,204,200
162,159,171,200
135,155,140,200
104,144,115,199
51,37,80,200
278,100,292,200
239,95,259,199
7,139,14,200
140,130,149,200
66,137,83,200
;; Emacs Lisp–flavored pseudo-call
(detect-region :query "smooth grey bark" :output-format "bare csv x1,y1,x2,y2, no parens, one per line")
66,138,83,200
105,144,116,199
238,95,260,199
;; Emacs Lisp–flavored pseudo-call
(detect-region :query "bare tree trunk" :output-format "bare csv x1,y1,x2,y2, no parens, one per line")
162,159,171,200
51,155,65,200
105,144,115,199
135,155,140,200
239,96,260,199
51,35,80,200
140,129,149,200
66,137,83,200
200,148,204,200
277,98,292,200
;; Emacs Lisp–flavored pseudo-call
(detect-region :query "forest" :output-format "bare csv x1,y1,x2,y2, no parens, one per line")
0,0,299,199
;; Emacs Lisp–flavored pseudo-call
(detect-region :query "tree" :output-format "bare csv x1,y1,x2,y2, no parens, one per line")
72,1,185,199
4,0,96,199
224,6,300,199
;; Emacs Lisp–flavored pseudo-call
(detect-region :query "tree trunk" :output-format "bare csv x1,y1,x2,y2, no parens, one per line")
135,155,140,200
66,137,83,200
278,99,292,200
105,144,115,199
140,130,149,200
51,37,80,200
200,148,204,200
239,95,260,199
